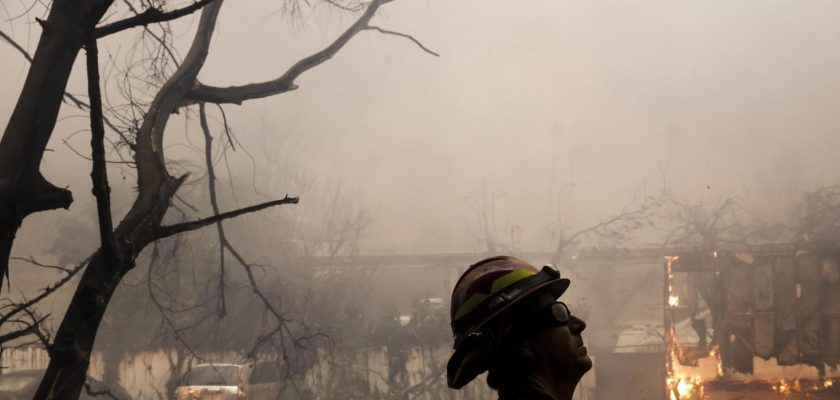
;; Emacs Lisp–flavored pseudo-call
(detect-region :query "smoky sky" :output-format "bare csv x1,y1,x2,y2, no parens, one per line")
3,0,840,256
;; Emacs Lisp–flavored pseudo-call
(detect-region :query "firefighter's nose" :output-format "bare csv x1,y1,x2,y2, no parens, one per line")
569,315,587,334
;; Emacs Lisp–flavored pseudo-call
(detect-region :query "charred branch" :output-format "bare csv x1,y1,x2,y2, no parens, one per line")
0,256,90,328
0,0,114,182
86,38,119,256
0,0,114,288
9,256,72,274
199,103,227,315
145,246,210,365
0,29,32,62
95,0,217,38
1,28,131,146
0,312,49,345
187,0,397,105
363,26,440,57
198,103,317,362
128,1,223,213
154,196,299,240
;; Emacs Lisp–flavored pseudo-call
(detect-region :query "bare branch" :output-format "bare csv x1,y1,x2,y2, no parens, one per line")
0,256,90,327
363,26,439,57
95,0,217,38
154,196,299,240
556,190,664,255
0,28,33,62
146,245,209,364
128,0,223,213
198,105,315,360
0,313,48,345
21,308,52,348
187,0,394,105
214,103,235,151
0,28,84,108
0,28,132,146
9,256,71,273
199,102,227,315
86,38,119,255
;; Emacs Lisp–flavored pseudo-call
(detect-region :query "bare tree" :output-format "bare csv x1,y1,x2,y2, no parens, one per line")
554,190,664,257
464,187,520,254
797,185,840,247
0,0,435,398
660,194,794,251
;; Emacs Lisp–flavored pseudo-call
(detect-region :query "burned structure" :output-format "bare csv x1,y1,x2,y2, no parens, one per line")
665,248,840,399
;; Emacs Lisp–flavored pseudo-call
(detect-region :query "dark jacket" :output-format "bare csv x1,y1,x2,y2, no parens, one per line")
498,379,556,400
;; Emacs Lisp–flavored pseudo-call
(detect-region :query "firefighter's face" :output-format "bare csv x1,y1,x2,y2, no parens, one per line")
526,292,592,378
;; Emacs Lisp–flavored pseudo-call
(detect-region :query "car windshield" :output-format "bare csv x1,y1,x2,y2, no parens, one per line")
0,375,38,392
184,365,240,386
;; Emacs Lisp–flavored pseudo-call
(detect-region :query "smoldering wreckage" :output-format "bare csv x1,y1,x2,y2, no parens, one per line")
664,249,840,400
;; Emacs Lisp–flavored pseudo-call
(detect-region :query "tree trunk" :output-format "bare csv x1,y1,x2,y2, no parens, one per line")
32,249,125,400
0,0,114,288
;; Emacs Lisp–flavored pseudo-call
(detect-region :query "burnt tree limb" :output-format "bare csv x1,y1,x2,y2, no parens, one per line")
0,0,115,288
185,0,430,106
85,38,120,257
1,27,133,147
94,0,216,38
199,103,228,314
154,196,300,240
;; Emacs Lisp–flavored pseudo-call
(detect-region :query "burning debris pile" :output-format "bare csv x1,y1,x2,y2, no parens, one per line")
664,250,840,399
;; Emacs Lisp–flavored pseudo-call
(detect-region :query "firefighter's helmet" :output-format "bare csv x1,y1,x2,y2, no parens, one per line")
446,255,569,388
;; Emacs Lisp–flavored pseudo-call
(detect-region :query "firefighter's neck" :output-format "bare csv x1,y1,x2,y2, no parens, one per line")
519,369,579,400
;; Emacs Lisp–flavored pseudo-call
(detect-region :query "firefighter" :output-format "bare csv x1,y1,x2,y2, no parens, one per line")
447,256,591,400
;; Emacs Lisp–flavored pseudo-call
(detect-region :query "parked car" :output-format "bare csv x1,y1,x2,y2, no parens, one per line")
0,369,131,400
174,361,290,400
175,363,248,400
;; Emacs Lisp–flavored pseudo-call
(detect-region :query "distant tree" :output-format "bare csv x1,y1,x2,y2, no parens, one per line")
553,190,664,257
797,185,840,246
661,194,793,251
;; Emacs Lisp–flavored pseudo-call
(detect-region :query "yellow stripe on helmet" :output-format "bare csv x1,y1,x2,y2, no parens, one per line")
453,268,537,322
490,268,536,294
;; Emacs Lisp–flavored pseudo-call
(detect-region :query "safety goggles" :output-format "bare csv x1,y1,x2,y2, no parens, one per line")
527,301,571,330
456,301,571,348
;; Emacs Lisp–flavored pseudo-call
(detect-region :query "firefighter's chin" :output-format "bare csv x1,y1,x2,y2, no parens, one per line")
575,345,593,373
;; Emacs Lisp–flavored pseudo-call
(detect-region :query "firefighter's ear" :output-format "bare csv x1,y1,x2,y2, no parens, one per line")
512,336,536,361
515,336,537,361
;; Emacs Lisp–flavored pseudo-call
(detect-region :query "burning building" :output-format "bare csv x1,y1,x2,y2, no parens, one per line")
665,248,840,399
